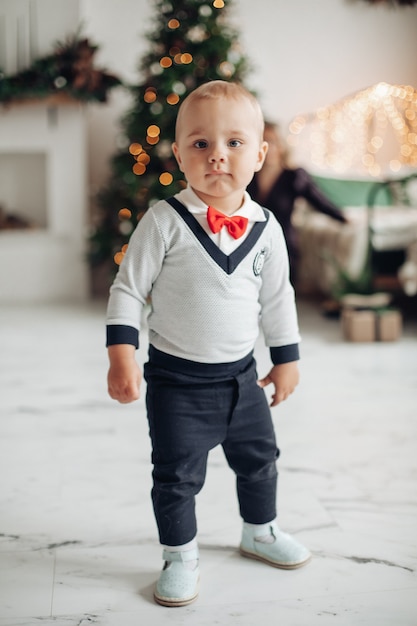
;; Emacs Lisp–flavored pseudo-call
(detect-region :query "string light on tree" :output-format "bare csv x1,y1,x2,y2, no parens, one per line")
186,25,207,43
114,243,129,266
144,88,157,103
167,93,180,105
168,18,180,29
160,56,173,68
128,142,142,155
199,5,213,16
159,172,174,185
137,153,151,165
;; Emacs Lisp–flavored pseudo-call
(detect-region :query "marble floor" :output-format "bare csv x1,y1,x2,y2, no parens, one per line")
0,297,416,626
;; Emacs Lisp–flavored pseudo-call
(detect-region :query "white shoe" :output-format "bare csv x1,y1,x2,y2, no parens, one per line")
154,548,200,607
240,522,311,569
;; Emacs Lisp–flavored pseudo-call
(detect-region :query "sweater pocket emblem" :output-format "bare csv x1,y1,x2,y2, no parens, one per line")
253,247,266,276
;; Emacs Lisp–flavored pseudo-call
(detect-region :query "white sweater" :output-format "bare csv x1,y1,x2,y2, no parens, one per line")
106,190,300,365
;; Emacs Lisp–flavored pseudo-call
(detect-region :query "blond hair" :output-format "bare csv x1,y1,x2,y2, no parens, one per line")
175,80,265,140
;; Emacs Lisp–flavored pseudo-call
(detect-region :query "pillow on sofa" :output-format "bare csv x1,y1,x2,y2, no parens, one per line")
312,175,393,207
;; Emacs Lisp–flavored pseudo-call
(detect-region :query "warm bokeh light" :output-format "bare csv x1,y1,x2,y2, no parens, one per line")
136,152,150,164
167,93,180,105
160,56,173,68
159,172,173,185
133,162,146,175
114,251,124,265
118,208,132,219
147,125,161,138
129,143,142,155
390,159,401,172
213,0,225,7
168,18,180,29
218,61,234,78
144,89,157,103
289,82,417,177
180,53,193,64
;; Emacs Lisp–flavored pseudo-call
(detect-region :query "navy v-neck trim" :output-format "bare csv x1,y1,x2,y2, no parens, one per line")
166,197,269,275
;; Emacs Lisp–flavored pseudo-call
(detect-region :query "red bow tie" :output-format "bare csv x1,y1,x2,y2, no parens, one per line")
207,206,248,239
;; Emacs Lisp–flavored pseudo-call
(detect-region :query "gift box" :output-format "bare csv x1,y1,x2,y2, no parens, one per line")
342,309,376,342
377,309,402,341
341,306,402,342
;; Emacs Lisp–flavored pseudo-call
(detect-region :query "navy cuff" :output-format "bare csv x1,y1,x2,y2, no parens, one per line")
270,344,300,365
106,325,139,348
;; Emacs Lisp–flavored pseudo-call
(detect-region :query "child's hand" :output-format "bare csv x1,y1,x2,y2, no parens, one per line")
257,361,299,407
107,345,142,403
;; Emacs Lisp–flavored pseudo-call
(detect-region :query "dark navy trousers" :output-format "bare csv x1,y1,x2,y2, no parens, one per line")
144,346,279,547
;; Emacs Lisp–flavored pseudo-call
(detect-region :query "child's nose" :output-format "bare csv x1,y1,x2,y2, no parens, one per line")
208,145,226,162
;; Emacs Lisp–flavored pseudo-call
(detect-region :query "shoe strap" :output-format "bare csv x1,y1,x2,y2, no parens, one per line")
162,548,199,563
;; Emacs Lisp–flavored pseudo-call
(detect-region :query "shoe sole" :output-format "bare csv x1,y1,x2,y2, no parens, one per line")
154,589,199,607
154,576,199,608
240,547,311,570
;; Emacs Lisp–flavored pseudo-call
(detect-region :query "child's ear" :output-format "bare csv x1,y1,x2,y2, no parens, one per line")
255,141,269,172
172,142,184,172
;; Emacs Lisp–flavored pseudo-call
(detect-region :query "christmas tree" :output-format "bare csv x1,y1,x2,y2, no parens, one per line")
89,0,251,272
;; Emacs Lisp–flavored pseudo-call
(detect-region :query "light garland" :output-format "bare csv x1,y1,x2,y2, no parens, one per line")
289,82,417,178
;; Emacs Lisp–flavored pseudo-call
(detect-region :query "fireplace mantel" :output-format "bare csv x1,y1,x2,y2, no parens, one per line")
0,99,88,302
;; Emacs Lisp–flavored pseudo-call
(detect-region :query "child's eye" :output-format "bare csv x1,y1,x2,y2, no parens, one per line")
229,139,242,148
194,140,208,149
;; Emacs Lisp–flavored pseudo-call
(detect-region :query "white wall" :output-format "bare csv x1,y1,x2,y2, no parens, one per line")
236,0,417,125
78,0,417,192
0,0,80,73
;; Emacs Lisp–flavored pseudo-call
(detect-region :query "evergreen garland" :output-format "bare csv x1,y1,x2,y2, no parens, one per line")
359,0,416,5
0,31,122,104
89,0,251,269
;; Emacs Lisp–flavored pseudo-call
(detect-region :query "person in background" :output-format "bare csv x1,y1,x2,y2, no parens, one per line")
248,121,348,285
106,81,311,608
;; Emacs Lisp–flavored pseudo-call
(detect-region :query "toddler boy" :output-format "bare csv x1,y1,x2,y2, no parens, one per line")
106,80,311,607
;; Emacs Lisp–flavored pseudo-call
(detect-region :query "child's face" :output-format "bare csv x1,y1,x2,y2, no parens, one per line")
172,96,268,212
